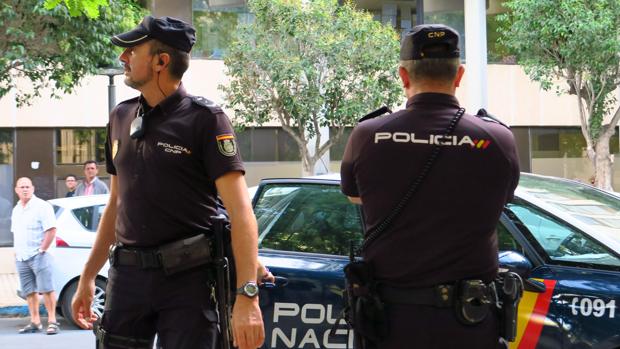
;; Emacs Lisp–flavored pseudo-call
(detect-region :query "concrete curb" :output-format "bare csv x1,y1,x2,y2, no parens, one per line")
0,305,47,317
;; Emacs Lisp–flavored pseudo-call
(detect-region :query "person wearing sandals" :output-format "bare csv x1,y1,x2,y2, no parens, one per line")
340,24,519,348
11,177,60,335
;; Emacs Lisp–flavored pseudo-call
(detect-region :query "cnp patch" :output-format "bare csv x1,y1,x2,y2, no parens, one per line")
112,139,119,159
216,134,237,157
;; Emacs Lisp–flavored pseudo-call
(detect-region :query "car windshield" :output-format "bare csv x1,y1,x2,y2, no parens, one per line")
518,174,620,231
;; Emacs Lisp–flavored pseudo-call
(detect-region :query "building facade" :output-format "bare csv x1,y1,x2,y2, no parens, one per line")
1,0,619,245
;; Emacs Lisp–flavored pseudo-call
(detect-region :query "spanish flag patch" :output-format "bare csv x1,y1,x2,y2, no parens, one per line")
216,134,237,157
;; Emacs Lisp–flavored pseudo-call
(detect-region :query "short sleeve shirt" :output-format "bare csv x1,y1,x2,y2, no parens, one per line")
105,84,245,246
341,93,520,288
11,195,57,261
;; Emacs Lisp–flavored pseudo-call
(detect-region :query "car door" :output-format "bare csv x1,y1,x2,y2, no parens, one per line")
501,199,620,349
254,180,364,349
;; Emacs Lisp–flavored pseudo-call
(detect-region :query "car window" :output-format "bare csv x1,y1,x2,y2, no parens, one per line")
72,204,105,232
52,205,62,217
507,201,620,267
497,222,525,255
255,183,363,255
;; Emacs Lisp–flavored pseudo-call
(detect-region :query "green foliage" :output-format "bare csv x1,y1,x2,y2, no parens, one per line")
499,0,620,142
44,0,109,19
222,0,402,168
1,0,145,106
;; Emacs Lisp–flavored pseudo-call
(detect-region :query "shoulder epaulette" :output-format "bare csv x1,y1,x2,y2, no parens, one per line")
358,106,392,123
476,108,510,129
191,96,223,114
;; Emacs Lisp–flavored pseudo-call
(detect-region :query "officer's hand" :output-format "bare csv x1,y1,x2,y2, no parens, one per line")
231,296,264,349
71,278,98,330
257,265,275,285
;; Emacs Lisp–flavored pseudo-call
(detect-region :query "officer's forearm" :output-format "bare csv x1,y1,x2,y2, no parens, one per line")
230,211,259,287
81,176,118,281
215,172,259,288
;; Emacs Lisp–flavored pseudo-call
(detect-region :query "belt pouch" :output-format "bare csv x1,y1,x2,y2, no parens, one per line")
158,234,212,275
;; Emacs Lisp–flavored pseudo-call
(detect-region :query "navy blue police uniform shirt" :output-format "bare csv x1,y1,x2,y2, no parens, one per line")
341,93,520,288
105,84,245,247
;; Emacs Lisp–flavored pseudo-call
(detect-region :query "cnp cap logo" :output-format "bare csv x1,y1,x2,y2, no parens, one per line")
428,31,446,38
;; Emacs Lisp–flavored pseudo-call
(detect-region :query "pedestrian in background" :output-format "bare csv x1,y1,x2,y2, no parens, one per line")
340,24,519,348
11,177,60,335
74,160,109,196
64,174,78,197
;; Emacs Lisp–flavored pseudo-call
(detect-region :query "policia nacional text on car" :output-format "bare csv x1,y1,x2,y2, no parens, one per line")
340,24,522,349
70,16,270,349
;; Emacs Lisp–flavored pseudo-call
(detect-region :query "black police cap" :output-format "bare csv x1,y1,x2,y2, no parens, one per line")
400,24,460,60
111,16,196,53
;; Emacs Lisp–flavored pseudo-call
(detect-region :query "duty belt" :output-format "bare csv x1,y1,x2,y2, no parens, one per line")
379,280,494,308
379,284,456,307
109,245,163,269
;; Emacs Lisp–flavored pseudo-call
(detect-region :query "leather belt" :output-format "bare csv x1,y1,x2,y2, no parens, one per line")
109,245,162,269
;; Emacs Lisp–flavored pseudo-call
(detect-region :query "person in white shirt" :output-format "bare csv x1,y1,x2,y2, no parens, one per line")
11,177,59,335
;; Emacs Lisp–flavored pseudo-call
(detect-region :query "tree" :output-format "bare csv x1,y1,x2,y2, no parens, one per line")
0,0,144,106
499,0,620,190
43,0,110,19
222,0,402,176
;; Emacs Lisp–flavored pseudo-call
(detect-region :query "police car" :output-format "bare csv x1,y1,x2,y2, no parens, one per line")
254,173,620,349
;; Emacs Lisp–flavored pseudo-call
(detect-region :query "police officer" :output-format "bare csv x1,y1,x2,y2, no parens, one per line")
340,24,519,348
71,16,267,349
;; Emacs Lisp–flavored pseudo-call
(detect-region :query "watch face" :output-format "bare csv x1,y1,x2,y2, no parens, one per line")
242,282,259,297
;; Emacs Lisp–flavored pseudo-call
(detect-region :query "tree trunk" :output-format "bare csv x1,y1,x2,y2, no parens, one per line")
593,131,615,191
301,154,317,177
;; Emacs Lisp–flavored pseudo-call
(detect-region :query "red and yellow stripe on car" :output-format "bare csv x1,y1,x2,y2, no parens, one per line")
510,279,558,349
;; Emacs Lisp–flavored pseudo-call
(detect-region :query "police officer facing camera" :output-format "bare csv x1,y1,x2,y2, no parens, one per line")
71,16,269,349
340,24,520,348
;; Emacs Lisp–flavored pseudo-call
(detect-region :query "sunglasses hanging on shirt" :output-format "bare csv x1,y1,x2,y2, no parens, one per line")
130,104,146,139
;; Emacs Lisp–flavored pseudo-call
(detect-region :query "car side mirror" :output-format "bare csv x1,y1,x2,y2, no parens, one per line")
498,251,546,293
498,251,532,278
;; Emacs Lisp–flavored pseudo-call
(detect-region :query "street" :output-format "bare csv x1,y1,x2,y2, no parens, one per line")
0,317,94,349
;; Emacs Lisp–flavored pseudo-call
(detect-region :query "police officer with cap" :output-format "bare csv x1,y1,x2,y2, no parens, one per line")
341,24,519,348
71,16,269,349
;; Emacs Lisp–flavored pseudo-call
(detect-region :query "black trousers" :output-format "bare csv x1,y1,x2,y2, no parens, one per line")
366,303,501,349
101,264,219,349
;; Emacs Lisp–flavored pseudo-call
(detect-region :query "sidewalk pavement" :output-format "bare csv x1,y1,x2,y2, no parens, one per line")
0,247,29,317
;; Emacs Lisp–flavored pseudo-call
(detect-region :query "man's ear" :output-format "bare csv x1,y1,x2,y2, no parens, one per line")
454,65,465,88
398,66,411,89
156,53,170,71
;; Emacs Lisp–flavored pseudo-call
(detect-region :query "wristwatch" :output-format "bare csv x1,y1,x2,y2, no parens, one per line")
38,248,46,254
236,281,259,298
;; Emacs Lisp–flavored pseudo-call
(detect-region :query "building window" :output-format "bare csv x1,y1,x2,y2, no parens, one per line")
329,127,354,161
192,0,252,59
56,129,106,165
236,127,301,161
0,129,13,165
353,1,417,34
531,127,619,159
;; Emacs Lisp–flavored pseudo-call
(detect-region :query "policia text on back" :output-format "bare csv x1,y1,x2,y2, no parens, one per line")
341,106,524,349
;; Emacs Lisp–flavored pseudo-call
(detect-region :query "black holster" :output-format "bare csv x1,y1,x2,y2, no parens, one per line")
158,234,212,276
343,260,388,346
495,272,523,342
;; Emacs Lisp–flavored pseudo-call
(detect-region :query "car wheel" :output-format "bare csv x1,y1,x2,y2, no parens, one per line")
61,278,107,328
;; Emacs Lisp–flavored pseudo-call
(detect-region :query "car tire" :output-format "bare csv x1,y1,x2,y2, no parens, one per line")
61,278,107,328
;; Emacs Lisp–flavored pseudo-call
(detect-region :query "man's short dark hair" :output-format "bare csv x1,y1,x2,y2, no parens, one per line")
66,174,77,180
83,160,97,168
150,40,190,80
401,44,460,83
